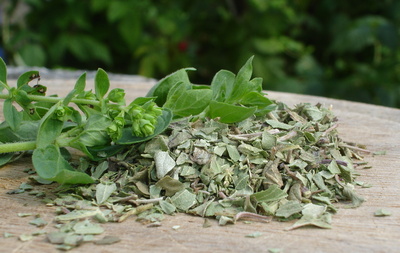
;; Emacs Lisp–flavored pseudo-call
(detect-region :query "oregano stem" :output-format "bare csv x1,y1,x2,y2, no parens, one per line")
0,141,36,153
0,93,101,106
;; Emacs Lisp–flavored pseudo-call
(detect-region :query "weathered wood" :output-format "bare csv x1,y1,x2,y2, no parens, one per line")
0,76,399,252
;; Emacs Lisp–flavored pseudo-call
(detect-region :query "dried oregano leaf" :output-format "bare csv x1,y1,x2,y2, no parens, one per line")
96,182,117,204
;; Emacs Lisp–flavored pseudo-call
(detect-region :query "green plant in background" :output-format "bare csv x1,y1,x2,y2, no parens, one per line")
1,0,400,107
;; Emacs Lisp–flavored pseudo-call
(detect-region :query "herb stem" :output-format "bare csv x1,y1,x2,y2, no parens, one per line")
234,212,272,223
0,141,36,153
132,197,164,204
322,123,338,136
339,143,372,154
0,93,101,106
278,130,297,142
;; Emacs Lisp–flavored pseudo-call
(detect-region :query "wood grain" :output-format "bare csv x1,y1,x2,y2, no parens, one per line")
0,77,399,253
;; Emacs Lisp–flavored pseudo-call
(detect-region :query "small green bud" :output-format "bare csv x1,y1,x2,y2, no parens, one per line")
114,116,125,127
142,113,157,125
129,105,144,119
131,119,142,137
107,122,122,141
107,88,125,104
107,108,120,119
77,90,96,100
144,102,162,117
139,119,155,136
53,106,72,121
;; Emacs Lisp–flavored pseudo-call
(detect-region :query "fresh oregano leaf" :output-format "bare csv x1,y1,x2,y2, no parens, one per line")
3,99,22,131
32,144,94,184
146,67,195,106
226,56,255,103
94,68,110,100
210,69,235,102
164,84,212,118
0,153,14,166
73,113,112,147
239,91,273,109
16,71,40,90
64,73,86,106
207,100,256,123
35,101,65,149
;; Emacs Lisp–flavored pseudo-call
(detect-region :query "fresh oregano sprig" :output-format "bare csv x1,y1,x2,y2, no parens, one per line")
148,56,276,123
0,57,172,184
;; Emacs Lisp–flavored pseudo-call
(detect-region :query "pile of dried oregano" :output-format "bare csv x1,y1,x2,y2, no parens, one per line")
43,100,368,249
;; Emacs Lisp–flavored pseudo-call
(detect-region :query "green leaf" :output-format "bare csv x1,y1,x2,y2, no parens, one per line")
17,71,40,89
239,91,273,109
94,68,110,100
64,73,86,105
159,200,176,215
0,120,39,143
35,102,65,149
265,120,293,130
96,182,117,204
130,96,156,106
29,217,48,227
32,144,94,184
374,209,392,217
163,81,189,106
154,151,176,179
83,144,125,161
0,80,8,93
275,200,303,218
0,153,15,166
3,99,23,131
15,90,32,106
287,204,332,230
210,69,235,102
155,176,185,197
251,184,287,203
74,114,112,147
207,101,256,123
68,35,112,65
146,68,195,106
0,57,7,84
164,83,212,118
170,189,197,212
73,220,104,235
226,56,255,103
19,44,46,66
117,108,172,144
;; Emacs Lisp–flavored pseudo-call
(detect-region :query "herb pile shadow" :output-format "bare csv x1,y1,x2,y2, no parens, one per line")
0,57,369,249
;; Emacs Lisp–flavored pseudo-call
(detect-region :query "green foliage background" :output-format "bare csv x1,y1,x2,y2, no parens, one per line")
2,0,400,107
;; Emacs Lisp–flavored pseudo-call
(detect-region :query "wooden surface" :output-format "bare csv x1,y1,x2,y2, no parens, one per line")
1,76,400,253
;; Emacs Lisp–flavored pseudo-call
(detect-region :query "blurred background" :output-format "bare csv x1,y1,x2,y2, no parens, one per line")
1,0,400,108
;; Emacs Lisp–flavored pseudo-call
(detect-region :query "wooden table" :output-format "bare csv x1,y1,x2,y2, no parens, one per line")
0,75,399,252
